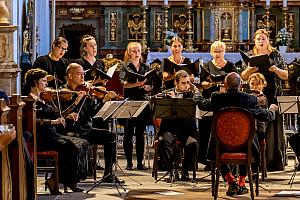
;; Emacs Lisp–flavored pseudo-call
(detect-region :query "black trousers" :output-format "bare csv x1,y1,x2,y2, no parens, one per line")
158,132,199,175
123,117,146,166
80,128,115,176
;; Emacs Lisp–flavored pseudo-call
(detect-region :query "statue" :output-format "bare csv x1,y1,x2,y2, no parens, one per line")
174,14,188,39
22,29,30,53
128,13,143,40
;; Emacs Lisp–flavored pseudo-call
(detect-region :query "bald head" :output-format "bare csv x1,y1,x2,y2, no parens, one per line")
225,72,241,90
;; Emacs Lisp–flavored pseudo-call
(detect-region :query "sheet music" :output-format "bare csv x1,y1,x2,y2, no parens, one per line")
106,63,118,78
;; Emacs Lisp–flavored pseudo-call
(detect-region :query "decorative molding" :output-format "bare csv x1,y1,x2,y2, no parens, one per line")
154,12,163,42
0,35,6,59
127,13,143,41
109,11,118,42
287,12,295,40
69,7,85,19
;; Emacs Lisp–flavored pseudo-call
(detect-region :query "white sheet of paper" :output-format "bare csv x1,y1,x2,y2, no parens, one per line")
155,191,184,196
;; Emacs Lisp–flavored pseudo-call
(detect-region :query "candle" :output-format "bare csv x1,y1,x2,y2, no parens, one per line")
266,0,270,7
283,0,287,7
187,0,192,6
143,0,147,6
164,0,168,6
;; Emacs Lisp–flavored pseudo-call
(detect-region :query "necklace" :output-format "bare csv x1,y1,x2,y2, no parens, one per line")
171,56,183,64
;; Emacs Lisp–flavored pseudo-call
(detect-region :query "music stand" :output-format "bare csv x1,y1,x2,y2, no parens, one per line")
86,100,148,194
277,96,300,187
152,98,197,185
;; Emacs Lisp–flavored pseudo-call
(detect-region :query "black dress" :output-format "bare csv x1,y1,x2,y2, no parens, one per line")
74,57,105,81
36,100,89,185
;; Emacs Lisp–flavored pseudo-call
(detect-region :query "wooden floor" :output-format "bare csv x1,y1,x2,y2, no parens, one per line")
37,149,300,200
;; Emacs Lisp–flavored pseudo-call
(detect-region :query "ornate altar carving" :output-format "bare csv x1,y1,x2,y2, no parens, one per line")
70,7,85,19
173,13,189,40
287,12,295,40
220,12,232,41
109,12,118,42
257,14,276,39
102,54,121,72
154,12,163,42
128,13,143,40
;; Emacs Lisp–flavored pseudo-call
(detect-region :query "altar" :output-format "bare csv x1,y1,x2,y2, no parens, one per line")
146,52,300,65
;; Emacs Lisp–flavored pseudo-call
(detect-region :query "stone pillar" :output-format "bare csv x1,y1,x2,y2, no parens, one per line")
0,0,20,95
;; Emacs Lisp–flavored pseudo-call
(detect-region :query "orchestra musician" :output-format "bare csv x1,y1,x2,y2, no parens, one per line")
198,41,237,168
156,70,199,181
118,42,152,170
60,63,124,183
240,29,288,171
33,37,70,88
25,68,88,194
196,72,278,196
161,36,192,90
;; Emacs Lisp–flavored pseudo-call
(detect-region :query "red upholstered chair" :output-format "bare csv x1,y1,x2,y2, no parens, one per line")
212,107,258,200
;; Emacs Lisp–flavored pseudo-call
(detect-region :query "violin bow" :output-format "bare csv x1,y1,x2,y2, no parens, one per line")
73,76,97,125
54,73,65,127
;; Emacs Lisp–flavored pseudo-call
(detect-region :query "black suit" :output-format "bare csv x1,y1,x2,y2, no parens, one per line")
157,90,199,176
196,89,275,176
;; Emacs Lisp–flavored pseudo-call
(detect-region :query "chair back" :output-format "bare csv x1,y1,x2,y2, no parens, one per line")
212,107,255,153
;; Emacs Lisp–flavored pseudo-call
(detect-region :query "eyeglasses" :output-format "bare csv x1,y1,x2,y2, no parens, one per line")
56,45,68,52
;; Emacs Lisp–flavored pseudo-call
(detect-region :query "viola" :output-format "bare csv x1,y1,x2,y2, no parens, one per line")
40,88,76,102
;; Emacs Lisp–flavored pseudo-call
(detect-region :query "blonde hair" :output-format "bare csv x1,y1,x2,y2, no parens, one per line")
248,72,267,88
80,35,96,57
123,42,142,62
253,29,275,55
210,40,226,54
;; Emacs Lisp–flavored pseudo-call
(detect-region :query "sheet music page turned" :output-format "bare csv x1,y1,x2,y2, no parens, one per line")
93,101,121,119
111,101,149,118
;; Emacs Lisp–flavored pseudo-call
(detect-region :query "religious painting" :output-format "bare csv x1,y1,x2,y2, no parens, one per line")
172,13,194,40
127,13,143,41
256,14,277,40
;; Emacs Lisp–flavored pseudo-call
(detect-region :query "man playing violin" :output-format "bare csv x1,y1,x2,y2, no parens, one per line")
157,70,199,181
60,63,124,183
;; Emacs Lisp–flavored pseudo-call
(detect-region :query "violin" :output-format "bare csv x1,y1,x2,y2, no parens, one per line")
75,83,108,99
40,88,77,102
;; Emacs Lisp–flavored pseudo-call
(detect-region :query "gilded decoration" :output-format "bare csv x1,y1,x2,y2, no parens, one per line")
257,14,277,39
58,8,69,16
154,12,163,42
0,35,6,59
287,12,295,40
86,9,96,15
128,13,143,40
220,12,232,41
70,7,85,19
173,13,194,40
109,12,118,42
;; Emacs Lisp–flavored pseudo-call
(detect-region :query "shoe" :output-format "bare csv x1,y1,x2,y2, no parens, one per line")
96,163,104,170
137,164,148,170
45,178,62,195
181,173,190,181
226,182,239,196
102,175,125,184
68,184,84,192
126,164,133,170
236,185,249,195
165,171,180,182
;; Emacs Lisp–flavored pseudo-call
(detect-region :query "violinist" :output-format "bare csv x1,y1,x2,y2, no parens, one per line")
25,68,88,194
157,70,199,181
118,42,152,170
197,41,237,168
60,63,124,183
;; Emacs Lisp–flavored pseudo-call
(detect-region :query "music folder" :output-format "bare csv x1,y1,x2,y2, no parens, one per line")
163,58,200,75
239,49,271,73
94,100,149,120
85,63,118,80
125,68,156,84
277,96,300,114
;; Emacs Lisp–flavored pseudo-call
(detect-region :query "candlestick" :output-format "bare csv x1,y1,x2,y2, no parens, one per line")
164,0,168,6
143,0,147,6
187,0,192,6
266,0,270,7
283,0,287,8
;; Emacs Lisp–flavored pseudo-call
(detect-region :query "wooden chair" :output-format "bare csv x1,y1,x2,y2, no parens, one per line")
212,107,259,200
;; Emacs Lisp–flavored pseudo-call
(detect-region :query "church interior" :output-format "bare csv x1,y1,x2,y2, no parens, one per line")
2,0,300,199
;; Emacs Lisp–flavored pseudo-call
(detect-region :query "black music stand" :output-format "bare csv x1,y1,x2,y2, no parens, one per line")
278,96,300,187
86,100,148,194
152,98,196,185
